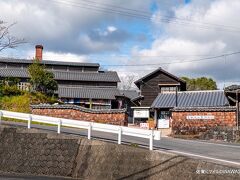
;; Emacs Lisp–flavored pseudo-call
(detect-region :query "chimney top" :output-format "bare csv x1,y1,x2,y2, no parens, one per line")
35,45,43,61
35,45,43,49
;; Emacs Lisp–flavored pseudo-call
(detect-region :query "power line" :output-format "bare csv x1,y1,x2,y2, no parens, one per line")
1,51,239,68
68,0,240,31
46,0,240,33
101,51,240,67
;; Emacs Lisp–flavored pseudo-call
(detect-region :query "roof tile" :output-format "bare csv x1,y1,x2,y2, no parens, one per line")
151,90,229,108
0,68,120,82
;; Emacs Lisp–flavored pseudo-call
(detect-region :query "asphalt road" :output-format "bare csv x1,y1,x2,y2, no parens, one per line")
2,120,240,167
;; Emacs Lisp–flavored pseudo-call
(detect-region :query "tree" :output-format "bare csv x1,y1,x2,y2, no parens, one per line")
28,60,58,95
0,20,25,52
181,76,217,91
119,75,137,90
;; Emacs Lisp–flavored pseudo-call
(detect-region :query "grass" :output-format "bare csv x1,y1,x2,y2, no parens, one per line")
170,134,201,139
130,143,139,147
0,91,60,127
1,117,57,127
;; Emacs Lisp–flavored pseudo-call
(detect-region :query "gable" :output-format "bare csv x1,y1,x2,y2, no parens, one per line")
135,68,185,88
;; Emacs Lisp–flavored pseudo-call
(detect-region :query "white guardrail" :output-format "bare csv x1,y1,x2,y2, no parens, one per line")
0,110,161,150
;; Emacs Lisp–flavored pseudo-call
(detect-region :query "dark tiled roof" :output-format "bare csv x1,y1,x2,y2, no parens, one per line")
0,68,120,82
172,106,236,112
53,70,120,82
0,68,28,78
58,86,121,99
119,90,139,100
0,58,100,67
151,90,229,108
31,104,126,114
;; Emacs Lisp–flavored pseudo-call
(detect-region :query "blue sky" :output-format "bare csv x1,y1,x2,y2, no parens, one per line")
1,0,240,89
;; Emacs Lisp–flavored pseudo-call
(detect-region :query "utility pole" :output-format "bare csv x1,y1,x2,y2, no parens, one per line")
236,90,239,130
175,85,178,107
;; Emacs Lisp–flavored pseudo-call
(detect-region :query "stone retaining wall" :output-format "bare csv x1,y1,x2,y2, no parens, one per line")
31,104,128,126
0,125,239,179
199,126,240,142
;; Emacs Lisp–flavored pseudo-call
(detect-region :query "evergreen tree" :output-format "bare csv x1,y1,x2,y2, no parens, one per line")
181,76,217,90
28,60,58,95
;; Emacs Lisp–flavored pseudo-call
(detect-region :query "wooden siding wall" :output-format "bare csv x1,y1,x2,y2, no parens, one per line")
140,73,181,106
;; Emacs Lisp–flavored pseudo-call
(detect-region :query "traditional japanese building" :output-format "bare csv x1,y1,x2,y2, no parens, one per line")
132,67,186,125
134,67,186,107
132,67,238,134
0,45,123,109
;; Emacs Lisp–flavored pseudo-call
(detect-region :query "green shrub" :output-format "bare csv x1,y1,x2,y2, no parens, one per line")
2,85,24,96
1,94,31,113
30,92,59,104
0,92,59,113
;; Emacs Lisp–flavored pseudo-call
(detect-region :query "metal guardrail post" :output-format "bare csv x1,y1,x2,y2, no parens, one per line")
88,122,92,140
28,115,32,129
118,127,122,144
0,111,2,125
149,129,154,150
58,119,62,134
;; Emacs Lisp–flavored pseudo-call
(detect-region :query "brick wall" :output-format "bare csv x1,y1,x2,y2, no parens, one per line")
31,105,128,126
171,107,236,135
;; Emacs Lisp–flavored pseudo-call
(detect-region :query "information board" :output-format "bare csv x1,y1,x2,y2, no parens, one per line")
133,109,149,118
158,119,170,128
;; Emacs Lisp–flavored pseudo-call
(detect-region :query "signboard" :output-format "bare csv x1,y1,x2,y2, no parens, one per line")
186,115,214,120
133,109,149,118
140,123,149,129
158,119,170,129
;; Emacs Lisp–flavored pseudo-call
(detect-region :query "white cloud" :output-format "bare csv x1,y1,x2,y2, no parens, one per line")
26,50,89,63
0,0,150,54
107,26,117,33
132,0,240,89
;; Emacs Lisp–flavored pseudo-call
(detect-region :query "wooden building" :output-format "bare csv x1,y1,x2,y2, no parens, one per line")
131,68,186,127
0,45,123,109
134,67,186,107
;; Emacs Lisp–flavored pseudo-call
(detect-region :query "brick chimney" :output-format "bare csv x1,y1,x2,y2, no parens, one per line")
35,45,43,61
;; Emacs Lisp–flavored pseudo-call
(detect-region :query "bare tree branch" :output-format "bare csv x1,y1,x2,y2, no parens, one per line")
119,74,137,90
0,21,26,52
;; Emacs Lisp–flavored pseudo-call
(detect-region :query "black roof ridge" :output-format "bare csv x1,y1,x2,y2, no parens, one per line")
51,69,117,74
161,90,224,94
134,67,186,86
58,85,119,89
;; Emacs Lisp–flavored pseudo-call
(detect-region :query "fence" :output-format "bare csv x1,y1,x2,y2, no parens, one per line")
0,110,161,150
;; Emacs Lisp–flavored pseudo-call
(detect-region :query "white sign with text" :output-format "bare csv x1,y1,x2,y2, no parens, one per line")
186,115,215,120
158,119,170,128
133,109,149,118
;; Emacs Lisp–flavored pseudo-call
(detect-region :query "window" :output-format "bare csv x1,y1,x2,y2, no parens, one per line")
158,111,171,120
17,82,31,91
160,86,177,93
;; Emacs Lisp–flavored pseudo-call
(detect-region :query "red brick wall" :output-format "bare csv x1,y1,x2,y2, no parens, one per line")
171,111,236,134
32,108,128,126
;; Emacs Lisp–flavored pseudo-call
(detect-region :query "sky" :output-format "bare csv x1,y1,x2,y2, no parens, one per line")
1,0,240,89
